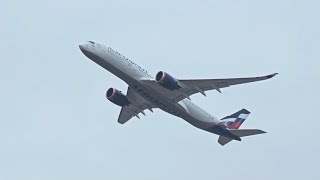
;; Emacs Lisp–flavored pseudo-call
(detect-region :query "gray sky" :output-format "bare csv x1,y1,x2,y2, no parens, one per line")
1,0,319,179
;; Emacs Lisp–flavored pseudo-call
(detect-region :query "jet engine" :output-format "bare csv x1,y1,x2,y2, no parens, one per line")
106,88,130,106
155,71,180,90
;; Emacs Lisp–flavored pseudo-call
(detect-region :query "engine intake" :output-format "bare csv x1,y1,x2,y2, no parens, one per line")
106,88,130,106
155,71,180,90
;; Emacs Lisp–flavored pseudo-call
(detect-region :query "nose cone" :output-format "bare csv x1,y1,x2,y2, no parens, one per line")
79,42,97,60
79,42,91,59
79,43,86,51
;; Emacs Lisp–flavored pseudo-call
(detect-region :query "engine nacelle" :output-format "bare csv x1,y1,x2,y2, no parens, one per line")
155,71,180,90
106,88,130,107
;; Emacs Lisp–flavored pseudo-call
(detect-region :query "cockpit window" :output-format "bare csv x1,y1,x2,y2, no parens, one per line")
87,41,95,44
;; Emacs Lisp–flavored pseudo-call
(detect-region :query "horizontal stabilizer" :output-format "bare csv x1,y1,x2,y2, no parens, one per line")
218,129,266,146
218,136,233,146
228,129,266,137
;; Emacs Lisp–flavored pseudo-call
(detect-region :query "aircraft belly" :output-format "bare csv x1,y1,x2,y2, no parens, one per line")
130,83,215,129
130,83,186,117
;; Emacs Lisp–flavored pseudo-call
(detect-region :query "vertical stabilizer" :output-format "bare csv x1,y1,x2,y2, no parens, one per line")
220,109,250,129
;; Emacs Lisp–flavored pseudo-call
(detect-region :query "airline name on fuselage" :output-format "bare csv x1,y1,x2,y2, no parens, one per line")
108,47,151,77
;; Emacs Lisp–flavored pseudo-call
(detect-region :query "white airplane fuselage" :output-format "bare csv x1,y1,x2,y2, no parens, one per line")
79,41,220,131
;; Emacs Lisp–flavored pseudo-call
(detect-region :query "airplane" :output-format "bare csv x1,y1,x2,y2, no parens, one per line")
79,41,277,146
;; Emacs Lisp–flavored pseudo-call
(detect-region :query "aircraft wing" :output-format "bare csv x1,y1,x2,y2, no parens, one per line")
141,73,277,102
118,86,155,124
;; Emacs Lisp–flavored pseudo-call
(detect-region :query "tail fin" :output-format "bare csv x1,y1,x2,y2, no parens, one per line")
220,109,250,129
218,129,266,146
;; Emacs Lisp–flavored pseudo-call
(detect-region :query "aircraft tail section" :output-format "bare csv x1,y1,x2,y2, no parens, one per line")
218,109,266,146
220,109,250,129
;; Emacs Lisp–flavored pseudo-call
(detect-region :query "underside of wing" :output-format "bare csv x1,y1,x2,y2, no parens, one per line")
179,73,278,91
118,86,156,124
118,105,144,124
141,73,278,102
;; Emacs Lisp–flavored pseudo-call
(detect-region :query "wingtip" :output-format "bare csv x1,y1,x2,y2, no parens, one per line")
259,130,267,134
266,73,278,79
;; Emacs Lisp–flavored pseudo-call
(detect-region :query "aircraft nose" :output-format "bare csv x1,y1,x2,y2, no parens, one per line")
79,43,86,51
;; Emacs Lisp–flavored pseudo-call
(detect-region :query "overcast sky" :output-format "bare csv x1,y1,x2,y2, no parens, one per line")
1,0,319,179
